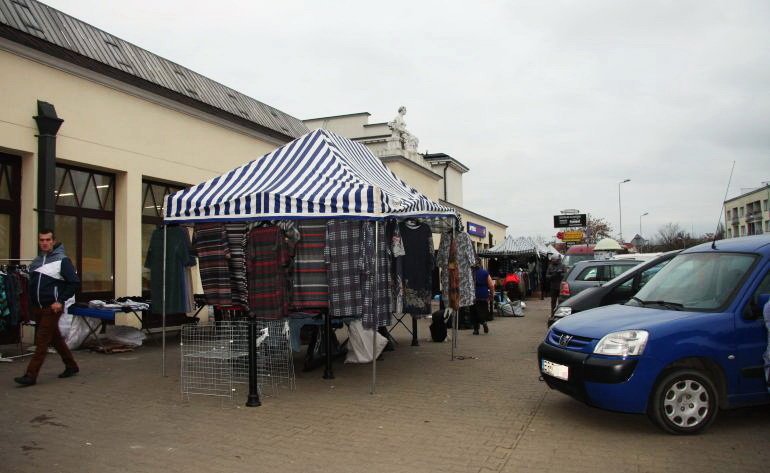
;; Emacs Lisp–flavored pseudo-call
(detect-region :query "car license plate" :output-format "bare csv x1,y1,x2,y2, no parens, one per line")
542,359,569,381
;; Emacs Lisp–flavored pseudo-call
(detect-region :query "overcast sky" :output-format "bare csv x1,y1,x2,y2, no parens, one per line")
43,0,770,241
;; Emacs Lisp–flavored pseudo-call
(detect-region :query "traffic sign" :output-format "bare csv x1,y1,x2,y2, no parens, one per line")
553,214,587,228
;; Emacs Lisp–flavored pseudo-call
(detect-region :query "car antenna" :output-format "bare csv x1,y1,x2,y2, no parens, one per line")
713,160,736,250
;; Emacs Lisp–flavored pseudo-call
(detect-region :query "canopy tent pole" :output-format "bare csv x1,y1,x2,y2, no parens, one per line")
323,308,334,379
162,224,167,377
451,222,457,361
370,219,379,394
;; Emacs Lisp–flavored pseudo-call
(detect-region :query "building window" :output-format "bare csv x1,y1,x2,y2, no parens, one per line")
141,180,186,296
727,228,732,238
739,207,744,217
764,199,768,212
726,210,731,220
54,165,114,301
740,225,746,236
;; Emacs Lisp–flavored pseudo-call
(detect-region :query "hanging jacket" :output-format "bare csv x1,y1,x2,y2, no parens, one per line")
29,243,80,308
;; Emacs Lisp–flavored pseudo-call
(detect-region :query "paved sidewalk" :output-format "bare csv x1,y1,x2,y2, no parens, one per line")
2,299,769,473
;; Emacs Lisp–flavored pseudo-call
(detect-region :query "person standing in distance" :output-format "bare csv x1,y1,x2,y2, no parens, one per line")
546,254,565,315
15,229,80,386
471,258,495,335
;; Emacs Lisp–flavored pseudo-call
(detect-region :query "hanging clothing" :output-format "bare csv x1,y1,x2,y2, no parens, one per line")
399,220,434,316
361,221,391,329
0,274,10,332
388,220,405,315
145,226,196,314
193,223,232,306
325,221,363,319
437,231,476,309
225,223,249,308
291,219,329,310
246,225,293,319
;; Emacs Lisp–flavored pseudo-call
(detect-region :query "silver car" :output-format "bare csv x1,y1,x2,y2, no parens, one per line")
557,259,642,303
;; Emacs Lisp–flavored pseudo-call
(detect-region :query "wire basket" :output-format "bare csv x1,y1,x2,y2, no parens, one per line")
180,319,294,405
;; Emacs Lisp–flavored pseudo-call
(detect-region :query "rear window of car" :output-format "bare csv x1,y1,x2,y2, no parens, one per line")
576,266,601,281
564,254,594,267
608,263,639,279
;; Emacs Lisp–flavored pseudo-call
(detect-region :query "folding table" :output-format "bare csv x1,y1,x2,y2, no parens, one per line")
68,306,152,348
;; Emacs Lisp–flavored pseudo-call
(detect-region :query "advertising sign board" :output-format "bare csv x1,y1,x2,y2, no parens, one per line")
467,222,486,238
562,231,584,242
553,214,587,228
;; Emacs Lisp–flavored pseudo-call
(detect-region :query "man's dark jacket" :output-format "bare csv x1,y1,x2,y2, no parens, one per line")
29,243,80,308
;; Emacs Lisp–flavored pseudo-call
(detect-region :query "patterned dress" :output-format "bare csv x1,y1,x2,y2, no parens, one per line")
438,231,477,308
193,223,232,306
361,221,391,328
325,221,363,319
291,220,329,309
225,223,249,308
246,225,292,319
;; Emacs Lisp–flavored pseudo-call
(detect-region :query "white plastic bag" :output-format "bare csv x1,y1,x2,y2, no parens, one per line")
345,320,387,363
58,297,97,349
104,325,146,346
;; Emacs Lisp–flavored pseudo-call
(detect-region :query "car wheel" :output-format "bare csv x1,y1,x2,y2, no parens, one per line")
648,369,718,435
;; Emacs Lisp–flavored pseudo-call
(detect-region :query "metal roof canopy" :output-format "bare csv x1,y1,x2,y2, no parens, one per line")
0,0,308,140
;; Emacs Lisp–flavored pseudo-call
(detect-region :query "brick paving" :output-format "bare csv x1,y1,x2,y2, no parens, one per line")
2,298,769,473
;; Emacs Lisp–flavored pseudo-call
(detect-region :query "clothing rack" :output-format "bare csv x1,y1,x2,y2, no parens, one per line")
0,259,35,362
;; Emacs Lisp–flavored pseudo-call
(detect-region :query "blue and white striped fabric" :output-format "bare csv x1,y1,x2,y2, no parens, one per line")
164,129,457,223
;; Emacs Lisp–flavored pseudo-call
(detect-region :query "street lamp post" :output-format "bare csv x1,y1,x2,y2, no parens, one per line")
640,212,649,250
618,179,631,242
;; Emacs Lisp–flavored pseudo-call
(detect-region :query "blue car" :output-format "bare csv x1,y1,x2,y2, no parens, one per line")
538,235,770,434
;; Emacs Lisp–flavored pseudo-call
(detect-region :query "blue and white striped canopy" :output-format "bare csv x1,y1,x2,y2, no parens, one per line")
164,129,458,223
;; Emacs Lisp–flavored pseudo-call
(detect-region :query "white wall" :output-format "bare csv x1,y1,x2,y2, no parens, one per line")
0,46,287,308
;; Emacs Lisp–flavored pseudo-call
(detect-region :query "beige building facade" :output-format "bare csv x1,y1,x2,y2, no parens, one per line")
304,112,507,250
724,183,770,238
0,0,308,330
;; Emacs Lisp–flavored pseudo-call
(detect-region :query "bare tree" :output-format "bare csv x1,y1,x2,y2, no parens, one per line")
655,222,696,250
585,215,613,243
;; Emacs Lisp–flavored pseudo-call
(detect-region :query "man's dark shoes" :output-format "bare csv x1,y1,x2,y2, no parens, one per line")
483,323,489,334
472,330,480,335
58,367,79,379
14,375,36,386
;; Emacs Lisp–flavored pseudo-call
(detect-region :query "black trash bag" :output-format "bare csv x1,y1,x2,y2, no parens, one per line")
430,310,448,342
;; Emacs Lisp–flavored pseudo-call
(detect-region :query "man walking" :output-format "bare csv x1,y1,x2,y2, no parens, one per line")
14,229,80,386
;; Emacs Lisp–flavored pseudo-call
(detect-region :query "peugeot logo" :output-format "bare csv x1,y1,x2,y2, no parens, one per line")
558,334,573,347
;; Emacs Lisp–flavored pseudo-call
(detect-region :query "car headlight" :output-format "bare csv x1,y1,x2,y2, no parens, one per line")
553,306,572,317
593,330,648,356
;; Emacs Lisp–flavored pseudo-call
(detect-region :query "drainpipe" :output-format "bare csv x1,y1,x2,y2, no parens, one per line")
443,162,449,201
34,100,63,233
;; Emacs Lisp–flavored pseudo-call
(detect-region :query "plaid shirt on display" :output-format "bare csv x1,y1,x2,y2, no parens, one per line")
325,221,363,319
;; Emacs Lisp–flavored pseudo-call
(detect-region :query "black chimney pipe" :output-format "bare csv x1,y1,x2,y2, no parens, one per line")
34,100,63,233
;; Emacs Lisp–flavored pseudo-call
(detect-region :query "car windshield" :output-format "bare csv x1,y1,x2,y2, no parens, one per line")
627,252,756,311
